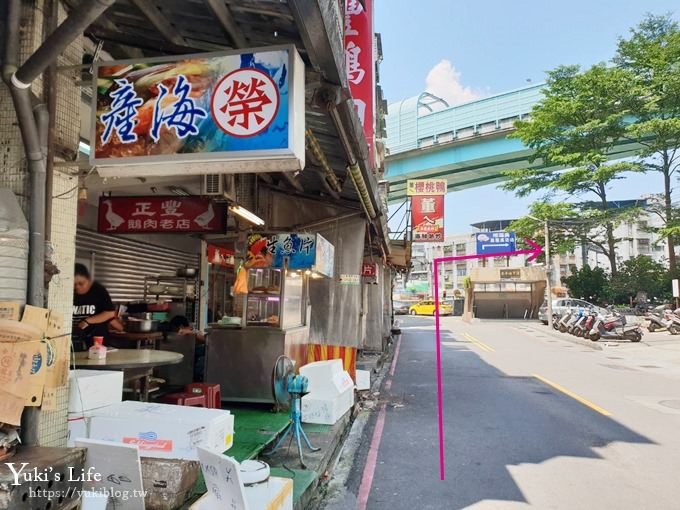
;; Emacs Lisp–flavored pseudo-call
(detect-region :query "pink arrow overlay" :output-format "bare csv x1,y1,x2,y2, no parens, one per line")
432,237,544,481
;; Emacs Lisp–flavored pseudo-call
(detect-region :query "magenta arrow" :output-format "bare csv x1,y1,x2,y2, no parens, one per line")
432,237,544,481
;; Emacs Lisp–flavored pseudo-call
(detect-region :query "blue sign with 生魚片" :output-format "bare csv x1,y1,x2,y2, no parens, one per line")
475,231,516,255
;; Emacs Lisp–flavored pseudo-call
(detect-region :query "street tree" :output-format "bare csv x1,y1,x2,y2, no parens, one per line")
502,64,644,274
561,265,610,304
609,255,672,303
615,14,680,276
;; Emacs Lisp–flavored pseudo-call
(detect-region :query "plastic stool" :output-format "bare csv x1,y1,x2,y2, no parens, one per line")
163,392,208,407
185,383,221,409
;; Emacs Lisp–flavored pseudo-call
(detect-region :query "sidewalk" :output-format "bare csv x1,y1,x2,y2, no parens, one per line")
520,321,680,378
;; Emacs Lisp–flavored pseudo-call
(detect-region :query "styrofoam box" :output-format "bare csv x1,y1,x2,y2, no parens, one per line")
68,370,124,413
300,359,343,396
301,384,354,425
87,401,234,460
190,477,293,510
355,369,371,391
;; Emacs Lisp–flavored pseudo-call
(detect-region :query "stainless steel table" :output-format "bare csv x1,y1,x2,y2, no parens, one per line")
74,349,183,401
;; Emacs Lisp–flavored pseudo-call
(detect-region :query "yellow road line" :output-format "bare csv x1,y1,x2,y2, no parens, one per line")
463,332,495,352
533,374,612,416
462,332,494,352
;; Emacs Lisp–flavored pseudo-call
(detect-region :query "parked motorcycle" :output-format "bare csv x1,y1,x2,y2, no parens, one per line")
572,310,595,338
558,310,574,333
588,309,643,342
567,309,586,335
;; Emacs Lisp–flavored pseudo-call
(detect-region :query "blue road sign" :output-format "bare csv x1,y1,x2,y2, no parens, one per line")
475,231,516,255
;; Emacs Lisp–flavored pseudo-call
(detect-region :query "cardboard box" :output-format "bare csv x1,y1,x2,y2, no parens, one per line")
67,411,94,447
0,339,48,406
301,383,354,425
68,370,124,413
0,302,20,321
88,401,234,460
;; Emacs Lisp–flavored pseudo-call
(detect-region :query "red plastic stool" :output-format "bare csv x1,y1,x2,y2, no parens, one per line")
185,383,221,409
163,392,207,407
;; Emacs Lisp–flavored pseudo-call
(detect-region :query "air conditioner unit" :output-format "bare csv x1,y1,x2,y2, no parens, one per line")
201,174,237,202
202,174,223,196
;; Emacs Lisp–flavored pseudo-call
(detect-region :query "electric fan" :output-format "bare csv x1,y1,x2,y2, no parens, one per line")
269,355,320,468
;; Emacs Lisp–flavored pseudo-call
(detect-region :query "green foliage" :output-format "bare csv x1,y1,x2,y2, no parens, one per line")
561,265,609,304
608,255,672,303
501,63,645,274
615,14,680,274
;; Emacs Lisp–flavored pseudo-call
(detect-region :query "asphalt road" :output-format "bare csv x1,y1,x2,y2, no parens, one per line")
323,316,680,510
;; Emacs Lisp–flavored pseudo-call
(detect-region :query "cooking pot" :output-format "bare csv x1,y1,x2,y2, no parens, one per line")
176,266,197,277
126,318,160,333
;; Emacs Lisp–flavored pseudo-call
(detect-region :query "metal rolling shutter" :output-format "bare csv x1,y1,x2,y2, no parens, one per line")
76,229,199,303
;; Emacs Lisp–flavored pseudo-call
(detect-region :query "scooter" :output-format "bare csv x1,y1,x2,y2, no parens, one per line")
645,309,673,333
589,309,643,342
567,309,586,335
558,310,574,333
572,310,594,337
580,312,598,338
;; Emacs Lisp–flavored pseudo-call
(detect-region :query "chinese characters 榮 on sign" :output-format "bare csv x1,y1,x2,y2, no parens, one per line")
92,45,305,178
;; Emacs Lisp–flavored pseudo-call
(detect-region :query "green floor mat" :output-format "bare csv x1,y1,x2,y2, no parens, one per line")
269,467,318,504
228,407,291,461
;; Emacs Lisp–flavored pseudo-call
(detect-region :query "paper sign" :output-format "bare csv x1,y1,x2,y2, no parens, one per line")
21,305,50,333
0,389,25,426
196,447,248,510
75,438,146,510
0,301,20,321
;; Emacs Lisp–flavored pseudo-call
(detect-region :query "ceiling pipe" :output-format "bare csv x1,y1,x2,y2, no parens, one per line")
13,0,116,86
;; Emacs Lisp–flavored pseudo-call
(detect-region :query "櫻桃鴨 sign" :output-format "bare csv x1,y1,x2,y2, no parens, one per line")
92,45,305,177
475,231,516,255
97,196,227,234
406,179,447,196
344,0,374,163
411,195,444,242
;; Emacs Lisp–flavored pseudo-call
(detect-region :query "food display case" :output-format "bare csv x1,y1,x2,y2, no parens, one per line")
205,233,333,403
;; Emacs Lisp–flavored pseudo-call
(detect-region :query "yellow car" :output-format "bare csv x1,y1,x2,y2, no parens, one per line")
409,300,453,316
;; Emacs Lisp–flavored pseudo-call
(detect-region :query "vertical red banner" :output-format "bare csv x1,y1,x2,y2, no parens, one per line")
344,0,375,165
411,195,445,242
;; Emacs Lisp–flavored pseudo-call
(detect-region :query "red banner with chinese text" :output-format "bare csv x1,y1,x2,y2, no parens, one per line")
97,196,227,234
411,195,445,242
207,244,235,266
344,0,374,165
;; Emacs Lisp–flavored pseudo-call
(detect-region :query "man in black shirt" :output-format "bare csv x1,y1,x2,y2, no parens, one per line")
72,263,116,350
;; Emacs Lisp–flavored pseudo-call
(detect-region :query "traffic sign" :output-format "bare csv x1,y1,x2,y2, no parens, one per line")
475,231,516,255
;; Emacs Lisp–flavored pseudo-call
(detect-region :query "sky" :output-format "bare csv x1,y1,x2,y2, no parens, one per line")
376,0,679,235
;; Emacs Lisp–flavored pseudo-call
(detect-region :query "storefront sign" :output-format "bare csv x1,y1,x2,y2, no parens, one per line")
500,269,521,280
361,262,377,277
407,179,447,196
475,231,516,255
207,245,235,267
362,262,379,285
411,195,444,242
344,0,374,163
97,196,227,233
92,45,305,177
247,233,334,272
339,274,361,285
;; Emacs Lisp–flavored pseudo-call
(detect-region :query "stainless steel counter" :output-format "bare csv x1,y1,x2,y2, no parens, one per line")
205,325,309,403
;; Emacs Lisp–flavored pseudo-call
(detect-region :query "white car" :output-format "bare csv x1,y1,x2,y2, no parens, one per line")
538,298,606,324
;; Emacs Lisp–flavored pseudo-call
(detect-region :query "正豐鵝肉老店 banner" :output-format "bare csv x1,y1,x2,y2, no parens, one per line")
91,45,305,177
